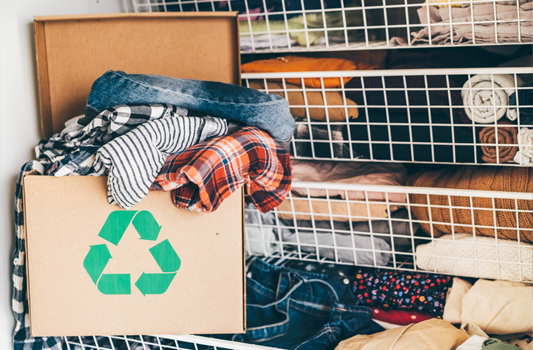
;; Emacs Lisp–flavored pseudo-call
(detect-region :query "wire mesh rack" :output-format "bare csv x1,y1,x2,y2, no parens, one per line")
64,334,281,349
244,181,533,283
126,0,533,52
242,67,533,166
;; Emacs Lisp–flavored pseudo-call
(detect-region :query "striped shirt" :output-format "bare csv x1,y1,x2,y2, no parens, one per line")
94,115,228,209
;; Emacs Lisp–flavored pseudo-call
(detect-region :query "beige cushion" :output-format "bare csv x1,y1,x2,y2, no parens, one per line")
461,279,533,335
443,277,473,324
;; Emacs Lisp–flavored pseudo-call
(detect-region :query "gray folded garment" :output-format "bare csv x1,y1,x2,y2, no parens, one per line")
280,209,420,266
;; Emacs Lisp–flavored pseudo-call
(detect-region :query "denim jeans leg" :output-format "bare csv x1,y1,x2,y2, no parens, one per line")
86,70,295,141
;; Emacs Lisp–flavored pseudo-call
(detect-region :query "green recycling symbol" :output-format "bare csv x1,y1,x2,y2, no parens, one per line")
83,211,180,296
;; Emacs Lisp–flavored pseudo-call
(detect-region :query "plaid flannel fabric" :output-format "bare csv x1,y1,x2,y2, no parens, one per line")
291,122,354,159
152,126,292,213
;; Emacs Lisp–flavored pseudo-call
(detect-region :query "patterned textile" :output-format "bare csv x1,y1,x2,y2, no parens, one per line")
93,115,227,209
38,104,188,166
152,126,292,213
13,162,63,350
353,268,452,317
291,122,354,159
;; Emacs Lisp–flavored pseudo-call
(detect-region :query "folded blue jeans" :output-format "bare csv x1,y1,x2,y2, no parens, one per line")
218,258,382,350
86,71,295,141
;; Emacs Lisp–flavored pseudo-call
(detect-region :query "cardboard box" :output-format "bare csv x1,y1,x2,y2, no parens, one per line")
25,13,245,337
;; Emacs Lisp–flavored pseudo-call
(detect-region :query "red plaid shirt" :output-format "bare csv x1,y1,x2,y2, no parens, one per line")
152,126,292,213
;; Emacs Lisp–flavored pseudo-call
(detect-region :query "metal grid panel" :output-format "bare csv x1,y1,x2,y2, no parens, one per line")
245,181,533,283
243,67,533,166
64,334,282,349
128,0,532,52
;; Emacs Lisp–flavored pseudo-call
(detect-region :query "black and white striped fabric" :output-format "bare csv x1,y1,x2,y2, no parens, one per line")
37,104,189,163
93,115,228,209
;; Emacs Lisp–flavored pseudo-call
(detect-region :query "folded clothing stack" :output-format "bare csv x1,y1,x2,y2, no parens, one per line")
239,11,366,49
391,1,533,46
346,71,527,164
244,56,377,159
273,160,414,266
408,166,533,243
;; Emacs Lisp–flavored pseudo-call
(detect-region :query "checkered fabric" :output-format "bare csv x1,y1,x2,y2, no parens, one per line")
13,161,64,350
39,104,189,175
152,126,292,213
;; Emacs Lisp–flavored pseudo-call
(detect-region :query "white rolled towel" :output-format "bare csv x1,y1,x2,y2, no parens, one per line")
461,74,523,123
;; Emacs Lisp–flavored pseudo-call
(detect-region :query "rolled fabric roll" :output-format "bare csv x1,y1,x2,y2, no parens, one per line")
478,120,518,163
462,74,523,123
514,127,533,166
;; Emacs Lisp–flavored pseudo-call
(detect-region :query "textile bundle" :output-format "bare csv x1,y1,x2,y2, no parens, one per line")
443,279,533,335
462,74,523,123
408,166,533,243
247,81,359,122
514,127,533,165
396,1,533,46
239,12,366,49
242,56,376,88
152,126,292,213
416,234,533,282
478,120,518,163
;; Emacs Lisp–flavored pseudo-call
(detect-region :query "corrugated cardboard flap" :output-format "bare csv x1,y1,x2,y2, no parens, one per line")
34,13,240,138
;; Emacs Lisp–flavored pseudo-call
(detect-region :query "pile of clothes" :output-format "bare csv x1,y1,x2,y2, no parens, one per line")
218,258,533,350
12,70,294,350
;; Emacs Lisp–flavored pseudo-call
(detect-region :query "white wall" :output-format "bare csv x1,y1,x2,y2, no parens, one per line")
0,1,122,348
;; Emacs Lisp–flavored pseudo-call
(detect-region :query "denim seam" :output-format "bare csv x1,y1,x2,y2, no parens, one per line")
247,280,276,298
290,302,331,315
248,331,288,343
293,326,335,350
114,73,288,107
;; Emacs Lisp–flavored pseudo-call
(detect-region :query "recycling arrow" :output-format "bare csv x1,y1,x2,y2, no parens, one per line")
83,210,180,296
135,272,177,296
83,244,112,284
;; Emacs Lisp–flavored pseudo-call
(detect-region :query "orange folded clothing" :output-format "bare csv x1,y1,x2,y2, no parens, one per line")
242,56,377,88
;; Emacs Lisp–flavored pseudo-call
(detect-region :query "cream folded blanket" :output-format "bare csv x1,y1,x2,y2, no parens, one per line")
462,74,523,123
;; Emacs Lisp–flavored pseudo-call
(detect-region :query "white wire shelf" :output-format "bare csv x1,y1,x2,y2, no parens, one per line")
244,181,533,283
243,67,533,166
64,334,284,349
127,0,533,52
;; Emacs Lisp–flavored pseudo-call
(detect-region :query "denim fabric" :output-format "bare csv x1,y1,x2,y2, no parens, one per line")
86,71,295,141
221,258,382,350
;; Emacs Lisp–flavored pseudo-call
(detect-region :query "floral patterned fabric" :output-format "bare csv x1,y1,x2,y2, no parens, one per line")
353,269,452,317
